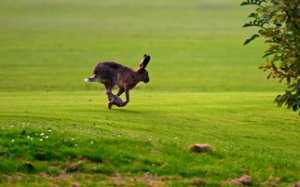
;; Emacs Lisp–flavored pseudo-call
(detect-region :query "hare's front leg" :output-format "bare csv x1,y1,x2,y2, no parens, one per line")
116,87,124,96
118,89,130,107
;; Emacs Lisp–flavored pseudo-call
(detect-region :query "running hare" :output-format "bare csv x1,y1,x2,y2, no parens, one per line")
84,54,151,109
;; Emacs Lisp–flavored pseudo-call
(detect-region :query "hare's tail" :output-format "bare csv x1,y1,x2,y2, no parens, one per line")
84,74,97,83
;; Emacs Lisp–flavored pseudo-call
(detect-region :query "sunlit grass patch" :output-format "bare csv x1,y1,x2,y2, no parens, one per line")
0,123,155,176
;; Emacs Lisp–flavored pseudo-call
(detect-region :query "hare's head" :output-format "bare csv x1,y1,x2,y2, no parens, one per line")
137,54,151,83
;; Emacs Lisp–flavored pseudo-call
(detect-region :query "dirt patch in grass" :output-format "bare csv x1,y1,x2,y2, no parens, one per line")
223,175,252,186
108,173,167,186
294,181,300,187
108,174,207,186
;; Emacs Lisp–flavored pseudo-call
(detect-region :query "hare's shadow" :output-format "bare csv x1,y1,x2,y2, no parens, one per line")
112,108,142,114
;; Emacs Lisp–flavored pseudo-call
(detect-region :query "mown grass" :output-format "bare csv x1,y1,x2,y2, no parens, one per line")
0,0,299,186
0,92,299,186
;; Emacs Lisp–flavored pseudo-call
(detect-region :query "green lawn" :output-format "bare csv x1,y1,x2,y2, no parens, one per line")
0,0,299,186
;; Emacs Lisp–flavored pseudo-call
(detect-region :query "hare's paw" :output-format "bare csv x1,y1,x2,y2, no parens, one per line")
107,94,124,109
111,95,123,106
108,102,113,110
114,97,123,106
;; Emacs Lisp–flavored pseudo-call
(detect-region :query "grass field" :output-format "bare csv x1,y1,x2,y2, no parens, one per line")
0,0,299,186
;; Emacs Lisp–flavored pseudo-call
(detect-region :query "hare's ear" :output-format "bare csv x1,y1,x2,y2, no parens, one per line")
139,54,151,69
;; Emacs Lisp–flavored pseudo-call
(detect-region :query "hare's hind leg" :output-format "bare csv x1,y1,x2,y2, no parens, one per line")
103,83,114,109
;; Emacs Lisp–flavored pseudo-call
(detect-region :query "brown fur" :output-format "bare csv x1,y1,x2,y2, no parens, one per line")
85,54,151,109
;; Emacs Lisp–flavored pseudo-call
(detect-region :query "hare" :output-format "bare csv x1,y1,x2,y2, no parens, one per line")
84,54,151,109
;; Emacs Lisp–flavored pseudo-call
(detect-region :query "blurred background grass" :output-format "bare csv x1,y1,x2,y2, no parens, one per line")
0,0,281,92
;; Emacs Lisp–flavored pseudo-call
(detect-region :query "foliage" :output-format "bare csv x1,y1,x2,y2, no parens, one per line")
241,0,300,113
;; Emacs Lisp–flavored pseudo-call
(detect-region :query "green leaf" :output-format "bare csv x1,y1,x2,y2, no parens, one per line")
243,19,266,28
240,0,266,6
248,12,259,18
244,34,260,45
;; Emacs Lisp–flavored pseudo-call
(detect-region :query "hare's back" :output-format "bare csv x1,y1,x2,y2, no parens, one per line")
93,61,124,85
